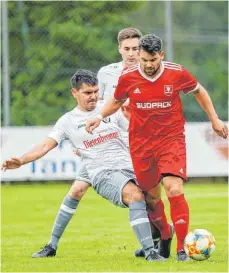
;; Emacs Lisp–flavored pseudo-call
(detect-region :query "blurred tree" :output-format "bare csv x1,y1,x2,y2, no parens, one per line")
129,1,228,121
5,1,228,125
8,1,145,125
172,1,228,121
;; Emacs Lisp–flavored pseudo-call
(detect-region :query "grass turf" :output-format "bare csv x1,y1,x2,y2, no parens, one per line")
1,182,228,272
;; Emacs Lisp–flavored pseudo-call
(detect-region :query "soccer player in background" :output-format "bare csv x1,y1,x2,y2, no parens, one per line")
85,34,228,261
1,69,166,262
98,27,142,100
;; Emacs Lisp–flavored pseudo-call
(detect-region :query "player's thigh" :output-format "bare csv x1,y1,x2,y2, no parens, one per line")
92,169,138,208
68,180,91,200
131,155,161,192
157,139,187,181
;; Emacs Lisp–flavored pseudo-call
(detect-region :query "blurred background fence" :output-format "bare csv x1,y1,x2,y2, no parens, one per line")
1,1,228,126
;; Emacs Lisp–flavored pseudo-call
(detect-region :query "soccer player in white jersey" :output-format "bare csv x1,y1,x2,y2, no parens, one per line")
1,69,165,262
98,27,142,100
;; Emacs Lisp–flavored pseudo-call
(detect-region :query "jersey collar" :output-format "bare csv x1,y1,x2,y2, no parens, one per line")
138,61,164,82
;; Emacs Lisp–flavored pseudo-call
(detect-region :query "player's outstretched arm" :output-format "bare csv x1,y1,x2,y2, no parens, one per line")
193,84,228,139
85,97,125,134
1,137,58,171
121,99,131,121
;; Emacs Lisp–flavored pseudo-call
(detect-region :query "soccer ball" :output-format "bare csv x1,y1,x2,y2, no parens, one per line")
184,229,216,261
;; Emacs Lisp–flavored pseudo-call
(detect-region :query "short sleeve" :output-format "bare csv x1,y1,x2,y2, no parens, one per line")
114,109,129,132
177,68,199,94
48,116,68,144
114,76,129,101
97,68,105,99
75,162,91,184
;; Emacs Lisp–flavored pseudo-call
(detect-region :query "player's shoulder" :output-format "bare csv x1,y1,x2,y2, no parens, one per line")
57,110,74,122
53,112,71,127
120,64,139,79
62,107,84,122
163,61,184,72
98,61,123,74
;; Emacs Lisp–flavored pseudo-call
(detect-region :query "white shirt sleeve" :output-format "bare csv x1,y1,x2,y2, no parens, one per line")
97,68,105,99
114,110,129,132
48,116,68,144
75,162,91,184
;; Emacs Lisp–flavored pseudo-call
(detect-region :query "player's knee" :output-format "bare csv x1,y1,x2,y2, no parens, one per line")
131,187,144,202
145,194,161,211
169,185,183,196
164,177,184,197
68,180,90,200
145,192,160,202
122,182,144,205
144,185,161,205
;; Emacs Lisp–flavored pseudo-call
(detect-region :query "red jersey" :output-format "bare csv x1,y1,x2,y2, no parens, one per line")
114,61,199,157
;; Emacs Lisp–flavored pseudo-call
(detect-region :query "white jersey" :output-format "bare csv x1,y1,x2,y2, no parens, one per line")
97,61,123,100
97,61,129,146
48,101,133,180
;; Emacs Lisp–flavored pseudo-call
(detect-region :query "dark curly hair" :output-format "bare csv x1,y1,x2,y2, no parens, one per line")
139,34,163,54
71,69,98,89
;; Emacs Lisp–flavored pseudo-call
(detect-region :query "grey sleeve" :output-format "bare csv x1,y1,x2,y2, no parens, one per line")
48,116,68,143
75,162,91,184
114,110,129,132
97,69,105,99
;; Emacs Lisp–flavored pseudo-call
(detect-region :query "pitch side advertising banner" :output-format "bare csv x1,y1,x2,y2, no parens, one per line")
1,123,228,181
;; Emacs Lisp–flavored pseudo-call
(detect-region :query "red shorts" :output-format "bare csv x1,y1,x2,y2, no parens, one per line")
131,138,186,191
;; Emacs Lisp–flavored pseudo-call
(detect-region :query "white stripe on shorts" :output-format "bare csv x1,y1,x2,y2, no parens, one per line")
60,204,76,214
130,218,149,227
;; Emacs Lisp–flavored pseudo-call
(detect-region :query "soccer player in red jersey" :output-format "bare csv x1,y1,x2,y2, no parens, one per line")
86,33,228,261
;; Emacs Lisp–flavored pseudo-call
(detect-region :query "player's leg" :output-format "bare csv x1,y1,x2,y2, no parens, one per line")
144,185,174,259
163,175,189,261
158,138,189,261
145,184,171,241
122,181,163,261
92,169,165,261
118,169,161,252
131,156,173,258
135,183,173,259
32,180,90,258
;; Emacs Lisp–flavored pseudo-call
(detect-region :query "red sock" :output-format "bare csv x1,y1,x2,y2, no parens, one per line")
148,199,171,239
168,194,189,252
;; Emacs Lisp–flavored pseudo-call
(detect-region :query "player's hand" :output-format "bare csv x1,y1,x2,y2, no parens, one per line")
73,149,81,157
211,118,228,139
85,119,101,134
1,157,23,171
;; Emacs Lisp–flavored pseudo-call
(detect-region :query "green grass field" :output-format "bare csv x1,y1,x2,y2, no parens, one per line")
1,182,228,272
